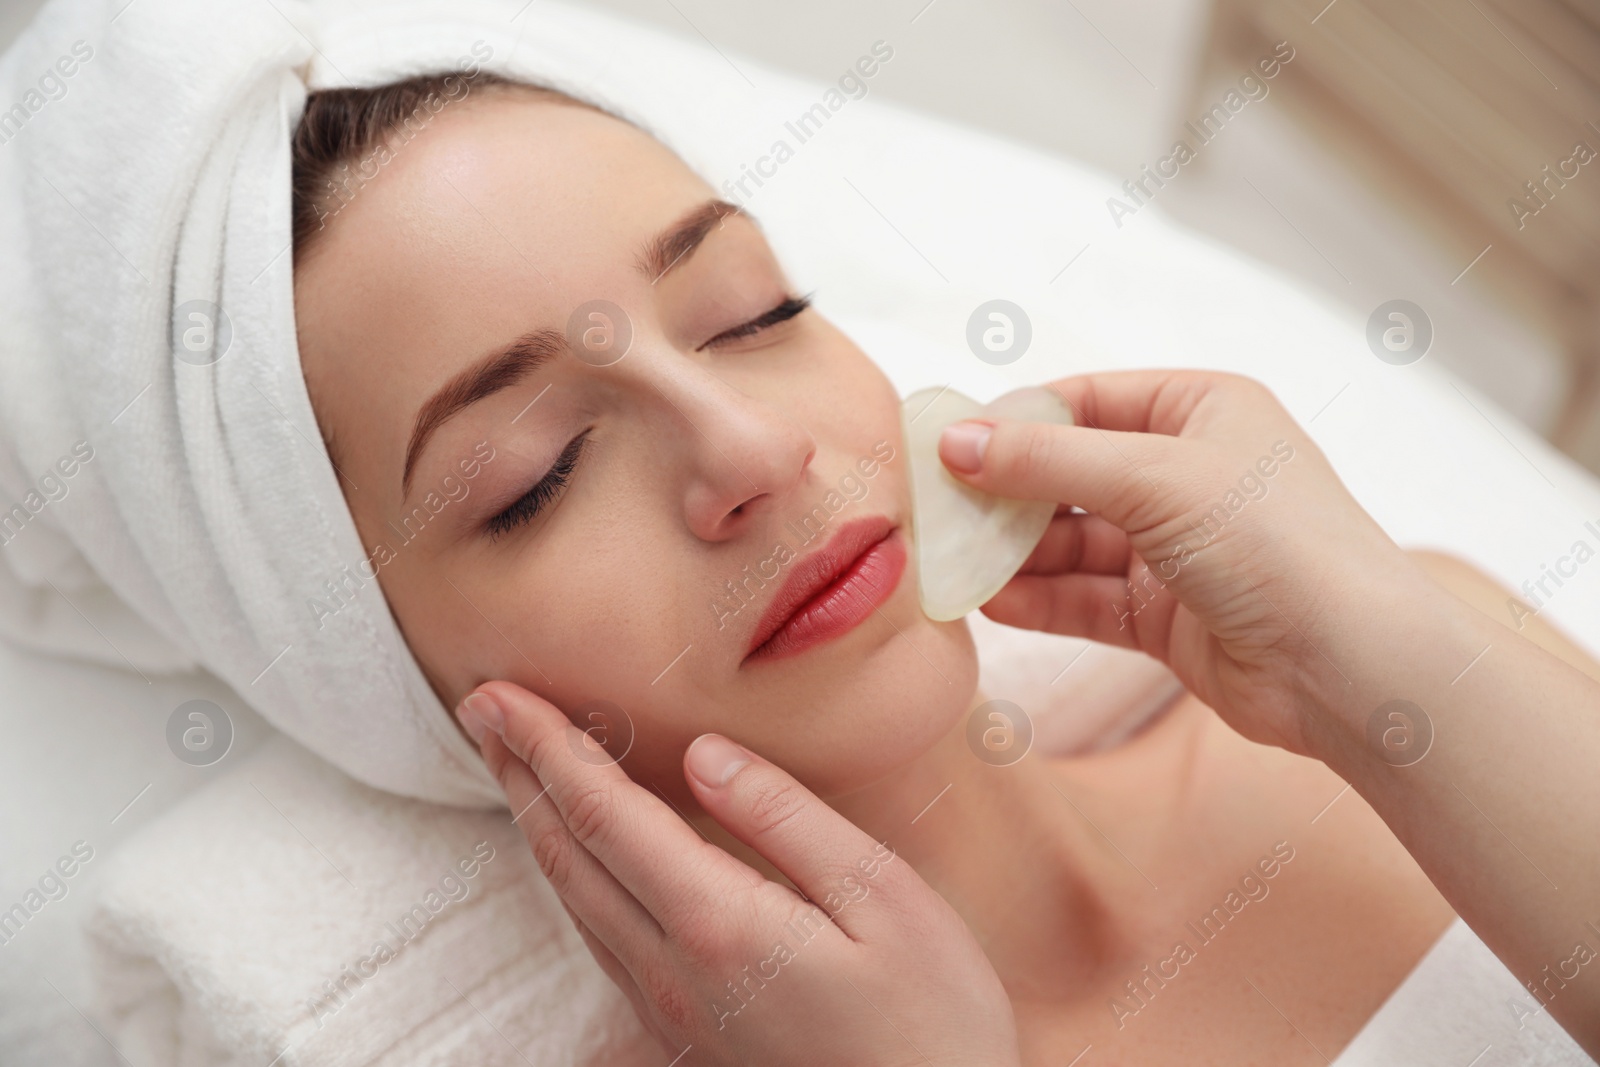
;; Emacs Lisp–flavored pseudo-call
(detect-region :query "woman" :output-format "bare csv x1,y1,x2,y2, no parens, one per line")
289,72,1600,1063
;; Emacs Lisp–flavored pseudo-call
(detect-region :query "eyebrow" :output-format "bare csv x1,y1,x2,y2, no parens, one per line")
638,198,744,281
402,329,566,497
400,198,750,496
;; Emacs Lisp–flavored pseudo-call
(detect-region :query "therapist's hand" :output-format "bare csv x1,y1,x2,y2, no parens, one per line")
455,681,1020,1067
941,368,1600,1057
938,369,1435,755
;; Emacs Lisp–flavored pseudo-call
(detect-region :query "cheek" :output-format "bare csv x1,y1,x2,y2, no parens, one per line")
432,522,716,783
809,333,900,425
797,337,908,487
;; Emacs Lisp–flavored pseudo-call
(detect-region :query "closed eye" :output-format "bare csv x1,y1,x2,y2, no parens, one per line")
697,293,812,351
486,429,590,542
484,294,810,541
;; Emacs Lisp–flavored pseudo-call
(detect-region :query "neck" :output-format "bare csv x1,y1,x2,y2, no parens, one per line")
697,691,1156,998
833,697,1148,998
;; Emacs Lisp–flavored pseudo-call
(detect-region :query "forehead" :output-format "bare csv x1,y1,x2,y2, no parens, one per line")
305,91,708,297
293,92,714,462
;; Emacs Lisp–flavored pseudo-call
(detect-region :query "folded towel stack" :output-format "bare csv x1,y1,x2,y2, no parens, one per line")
89,732,634,1066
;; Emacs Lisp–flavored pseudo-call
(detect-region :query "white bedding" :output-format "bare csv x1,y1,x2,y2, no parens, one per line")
4,0,1600,1062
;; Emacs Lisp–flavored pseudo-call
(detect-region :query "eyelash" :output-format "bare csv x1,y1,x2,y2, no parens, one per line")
486,294,813,540
487,429,590,542
697,292,812,351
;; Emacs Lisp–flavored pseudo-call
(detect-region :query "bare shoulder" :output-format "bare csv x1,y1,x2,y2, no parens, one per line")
1405,548,1600,681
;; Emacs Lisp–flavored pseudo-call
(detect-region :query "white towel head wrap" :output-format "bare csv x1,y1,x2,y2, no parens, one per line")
0,0,592,805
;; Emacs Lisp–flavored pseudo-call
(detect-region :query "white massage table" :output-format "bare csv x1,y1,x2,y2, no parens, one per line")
4,2,1599,1063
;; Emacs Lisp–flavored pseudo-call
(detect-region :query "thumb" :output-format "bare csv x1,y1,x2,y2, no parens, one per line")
938,417,1184,532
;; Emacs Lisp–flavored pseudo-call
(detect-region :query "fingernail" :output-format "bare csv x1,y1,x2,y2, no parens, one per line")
940,420,992,473
457,691,505,745
685,734,751,788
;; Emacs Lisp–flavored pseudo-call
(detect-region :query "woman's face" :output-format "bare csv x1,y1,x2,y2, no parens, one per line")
294,90,977,804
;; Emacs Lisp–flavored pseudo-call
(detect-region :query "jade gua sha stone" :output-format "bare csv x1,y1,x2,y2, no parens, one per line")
901,385,1076,621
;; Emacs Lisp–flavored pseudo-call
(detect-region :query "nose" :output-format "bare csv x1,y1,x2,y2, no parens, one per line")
658,368,817,542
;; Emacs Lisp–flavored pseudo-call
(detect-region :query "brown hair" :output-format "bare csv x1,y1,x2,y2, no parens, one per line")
289,71,619,261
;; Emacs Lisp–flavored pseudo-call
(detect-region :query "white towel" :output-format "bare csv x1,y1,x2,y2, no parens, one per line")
0,0,526,806
86,732,634,1067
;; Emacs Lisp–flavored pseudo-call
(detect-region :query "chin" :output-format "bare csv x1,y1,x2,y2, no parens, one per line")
784,616,979,798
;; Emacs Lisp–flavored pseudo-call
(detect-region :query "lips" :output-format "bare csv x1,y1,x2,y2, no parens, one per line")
743,514,907,664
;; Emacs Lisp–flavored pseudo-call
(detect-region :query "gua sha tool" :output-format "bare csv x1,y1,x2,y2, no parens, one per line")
901,385,1075,621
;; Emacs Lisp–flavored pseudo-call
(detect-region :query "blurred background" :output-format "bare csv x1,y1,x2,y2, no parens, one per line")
8,0,1595,471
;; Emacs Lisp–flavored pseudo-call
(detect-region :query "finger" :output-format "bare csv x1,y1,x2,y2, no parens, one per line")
557,897,668,1050
1044,369,1233,437
469,682,753,924
559,897,632,997
980,571,1179,651
478,728,664,966
1018,511,1135,577
682,734,912,943
937,369,1278,528
940,417,1189,531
